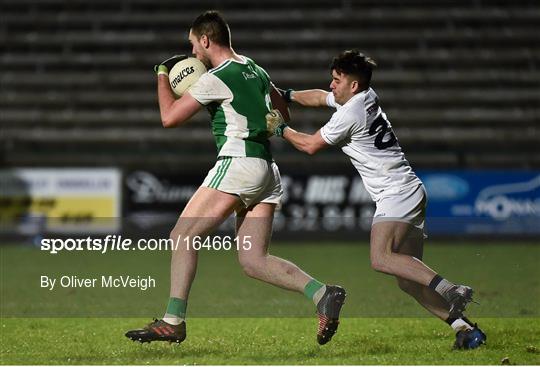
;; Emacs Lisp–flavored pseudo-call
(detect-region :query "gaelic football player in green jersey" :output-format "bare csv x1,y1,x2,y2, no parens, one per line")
125,10,345,346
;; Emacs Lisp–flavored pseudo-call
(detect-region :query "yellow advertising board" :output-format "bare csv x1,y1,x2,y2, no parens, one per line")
0,169,121,234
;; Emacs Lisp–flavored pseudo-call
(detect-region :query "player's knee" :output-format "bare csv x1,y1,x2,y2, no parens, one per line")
370,260,385,273
242,264,258,278
370,254,389,273
239,257,261,279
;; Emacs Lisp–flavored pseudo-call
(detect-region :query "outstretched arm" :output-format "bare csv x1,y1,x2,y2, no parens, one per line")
288,89,330,107
266,109,329,155
282,128,329,155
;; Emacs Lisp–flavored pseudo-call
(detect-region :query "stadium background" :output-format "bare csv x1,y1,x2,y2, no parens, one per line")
1,0,539,364
1,0,539,239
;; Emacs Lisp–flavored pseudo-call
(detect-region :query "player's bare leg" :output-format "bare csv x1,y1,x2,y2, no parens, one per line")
371,221,485,348
236,202,312,292
126,187,242,343
236,202,346,345
169,187,242,300
370,221,438,284
396,231,486,349
370,221,473,317
393,230,450,320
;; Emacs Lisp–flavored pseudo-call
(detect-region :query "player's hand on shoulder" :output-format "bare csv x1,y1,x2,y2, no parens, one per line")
266,109,288,137
154,55,188,76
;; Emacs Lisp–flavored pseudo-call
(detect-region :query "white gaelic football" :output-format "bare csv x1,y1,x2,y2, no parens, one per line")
168,57,207,96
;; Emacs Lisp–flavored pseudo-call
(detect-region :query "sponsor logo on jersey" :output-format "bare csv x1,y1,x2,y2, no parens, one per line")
242,71,256,80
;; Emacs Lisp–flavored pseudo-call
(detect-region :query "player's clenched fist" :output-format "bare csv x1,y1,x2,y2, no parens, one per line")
266,109,288,137
154,55,188,76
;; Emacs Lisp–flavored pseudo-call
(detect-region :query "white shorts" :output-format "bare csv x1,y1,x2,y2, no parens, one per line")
372,184,427,233
201,157,283,208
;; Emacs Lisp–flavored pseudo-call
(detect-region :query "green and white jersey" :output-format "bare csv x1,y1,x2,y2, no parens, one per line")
188,56,273,160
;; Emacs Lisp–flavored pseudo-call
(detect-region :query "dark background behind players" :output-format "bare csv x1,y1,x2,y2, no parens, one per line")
1,0,538,172
1,0,539,241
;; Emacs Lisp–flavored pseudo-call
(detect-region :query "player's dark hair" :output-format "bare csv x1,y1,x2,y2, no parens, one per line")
191,10,231,47
331,50,377,90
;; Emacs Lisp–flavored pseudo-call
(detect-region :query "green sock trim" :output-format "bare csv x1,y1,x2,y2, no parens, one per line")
303,279,324,300
166,297,187,318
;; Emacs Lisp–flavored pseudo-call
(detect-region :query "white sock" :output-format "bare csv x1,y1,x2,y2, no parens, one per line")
312,285,327,305
435,279,456,300
163,313,184,325
450,318,472,332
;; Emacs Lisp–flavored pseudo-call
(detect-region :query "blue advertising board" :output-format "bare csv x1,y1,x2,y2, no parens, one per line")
418,171,540,236
122,170,539,238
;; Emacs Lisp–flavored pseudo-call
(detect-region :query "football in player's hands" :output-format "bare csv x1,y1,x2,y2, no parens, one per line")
168,57,207,97
270,86,291,122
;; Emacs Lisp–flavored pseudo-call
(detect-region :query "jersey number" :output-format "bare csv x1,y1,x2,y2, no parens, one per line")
369,115,397,150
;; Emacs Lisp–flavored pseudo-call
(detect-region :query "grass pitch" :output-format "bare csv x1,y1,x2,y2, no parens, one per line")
1,241,539,364
1,318,539,365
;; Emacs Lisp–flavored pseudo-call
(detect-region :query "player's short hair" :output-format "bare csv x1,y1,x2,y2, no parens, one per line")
331,50,377,89
191,10,231,47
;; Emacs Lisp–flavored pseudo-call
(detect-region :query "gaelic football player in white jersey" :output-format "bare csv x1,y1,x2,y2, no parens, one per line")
267,50,486,349
125,11,346,346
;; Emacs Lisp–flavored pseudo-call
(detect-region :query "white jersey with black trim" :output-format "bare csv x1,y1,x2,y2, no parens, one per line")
320,88,422,202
